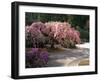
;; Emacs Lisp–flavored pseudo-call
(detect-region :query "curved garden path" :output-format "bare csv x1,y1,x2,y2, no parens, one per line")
46,43,89,67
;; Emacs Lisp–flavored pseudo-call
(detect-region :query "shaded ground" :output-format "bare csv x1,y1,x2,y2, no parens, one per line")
45,43,89,67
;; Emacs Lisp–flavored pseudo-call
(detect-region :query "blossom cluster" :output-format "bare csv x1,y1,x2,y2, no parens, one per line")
26,21,80,48
25,22,46,47
43,21,80,48
26,48,49,68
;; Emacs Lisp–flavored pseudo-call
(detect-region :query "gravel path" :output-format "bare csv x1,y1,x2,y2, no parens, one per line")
46,43,89,67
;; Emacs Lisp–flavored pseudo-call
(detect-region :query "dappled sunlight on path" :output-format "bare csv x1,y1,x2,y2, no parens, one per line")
46,43,89,67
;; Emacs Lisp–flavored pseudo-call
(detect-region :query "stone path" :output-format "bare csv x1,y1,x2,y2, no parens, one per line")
46,43,89,67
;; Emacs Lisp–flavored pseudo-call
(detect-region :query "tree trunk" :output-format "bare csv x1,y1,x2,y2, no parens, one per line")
51,43,54,48
50,39,55,48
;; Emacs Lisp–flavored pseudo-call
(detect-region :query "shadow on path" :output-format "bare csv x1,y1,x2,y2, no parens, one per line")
46,47,89,67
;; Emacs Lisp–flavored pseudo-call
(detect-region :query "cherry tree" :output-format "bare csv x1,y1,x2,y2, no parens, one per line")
42,21,80,48
26,21,80,48
25,22,46,48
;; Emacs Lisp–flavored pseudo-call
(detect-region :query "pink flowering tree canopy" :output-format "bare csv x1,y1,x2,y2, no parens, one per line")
25,22,46,48
42,21,80,48
26,21,80,48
